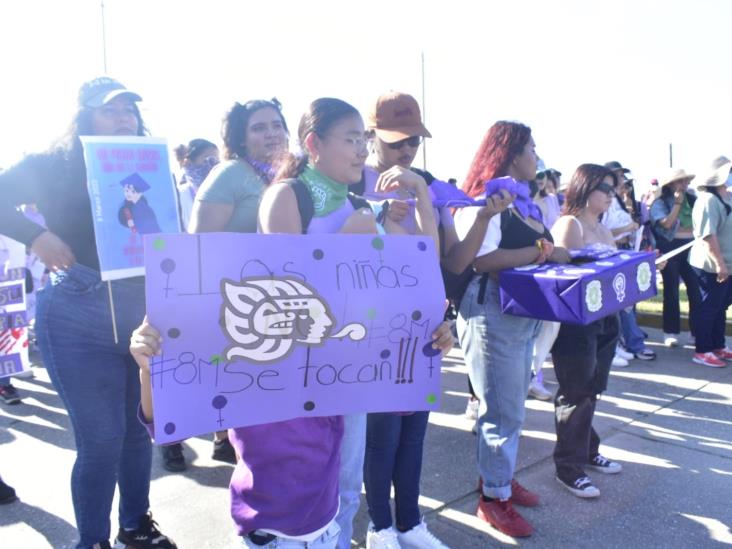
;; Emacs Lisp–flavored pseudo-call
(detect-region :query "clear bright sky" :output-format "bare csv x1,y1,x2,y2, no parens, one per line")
2,0,731,194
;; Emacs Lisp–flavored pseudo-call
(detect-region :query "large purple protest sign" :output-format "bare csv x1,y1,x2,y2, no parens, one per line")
499,248,657,325
144,233,445,443
81,136,181,281
0,236,29,378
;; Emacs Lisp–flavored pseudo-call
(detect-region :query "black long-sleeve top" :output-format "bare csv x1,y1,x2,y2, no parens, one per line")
0,149,102,270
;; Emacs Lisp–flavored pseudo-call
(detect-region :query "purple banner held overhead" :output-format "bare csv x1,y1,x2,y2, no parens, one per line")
144,233,446,443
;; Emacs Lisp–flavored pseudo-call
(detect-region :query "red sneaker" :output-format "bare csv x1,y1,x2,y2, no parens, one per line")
713,348,732,361
510,479,540,507
693,352,726,368
477,497,533,538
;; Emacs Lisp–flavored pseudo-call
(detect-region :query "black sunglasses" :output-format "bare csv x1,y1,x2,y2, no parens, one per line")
387,136,422,150
593,182,615,196
535,171,547,180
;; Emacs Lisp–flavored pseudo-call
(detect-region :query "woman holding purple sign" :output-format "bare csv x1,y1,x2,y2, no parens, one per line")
454,121,570,538
131,96,452,549
0,77,176,549
549,164,624,498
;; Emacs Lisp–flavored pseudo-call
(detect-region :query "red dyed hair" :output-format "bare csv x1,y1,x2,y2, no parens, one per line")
462,121,532,198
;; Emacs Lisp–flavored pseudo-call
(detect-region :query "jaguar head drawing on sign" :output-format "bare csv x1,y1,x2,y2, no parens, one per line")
221,276,366,364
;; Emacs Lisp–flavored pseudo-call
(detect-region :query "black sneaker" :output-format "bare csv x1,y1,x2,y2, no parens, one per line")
212,437,236,464
555,474,600,498
587,454,622,474
160,443,186,472
114,512,177,548
0,383,21,405
634,349,656,361
0,477,18,504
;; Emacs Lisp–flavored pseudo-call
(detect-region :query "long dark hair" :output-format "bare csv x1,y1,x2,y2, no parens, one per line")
276,98,360,181
462,121,532,198
51,98,148,181
563,164,617,216
701,185,732,215
221,98,288,161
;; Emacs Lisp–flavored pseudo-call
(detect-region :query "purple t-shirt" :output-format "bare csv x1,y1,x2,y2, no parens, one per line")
139,410,343,537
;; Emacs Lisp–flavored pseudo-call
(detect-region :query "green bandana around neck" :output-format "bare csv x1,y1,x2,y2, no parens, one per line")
678,196,692,229
300,165,349,217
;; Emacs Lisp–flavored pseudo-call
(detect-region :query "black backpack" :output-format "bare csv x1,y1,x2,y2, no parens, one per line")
288,178,371,234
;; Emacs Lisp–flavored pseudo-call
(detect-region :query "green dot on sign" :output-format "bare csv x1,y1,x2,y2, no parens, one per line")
367,308,377,320
209,354,222,365
153,238,166,251
371,237,384,250
426,394,437,404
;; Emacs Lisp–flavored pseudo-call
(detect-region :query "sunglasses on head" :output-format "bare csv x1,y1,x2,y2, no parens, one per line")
593,182,615,196
535,171,547,180
387,136,422,150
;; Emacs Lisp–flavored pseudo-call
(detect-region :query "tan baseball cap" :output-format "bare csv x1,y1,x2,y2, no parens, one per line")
367,91,432,143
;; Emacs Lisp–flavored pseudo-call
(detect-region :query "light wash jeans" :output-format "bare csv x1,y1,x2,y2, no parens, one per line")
36,263,151,548
242,522,340,548
457,277,539,500
618,308,645,353
532,320,560,383
334,413,366,548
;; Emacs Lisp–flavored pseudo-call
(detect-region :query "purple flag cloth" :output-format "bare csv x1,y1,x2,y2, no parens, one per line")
428,179,483,208
485,176,543,223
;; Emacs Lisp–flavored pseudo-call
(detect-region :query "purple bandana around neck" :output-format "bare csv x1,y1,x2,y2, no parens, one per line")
245,156,276,184
484,176,543,223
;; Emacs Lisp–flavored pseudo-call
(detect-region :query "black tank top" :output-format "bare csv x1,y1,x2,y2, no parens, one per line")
498,209,553,249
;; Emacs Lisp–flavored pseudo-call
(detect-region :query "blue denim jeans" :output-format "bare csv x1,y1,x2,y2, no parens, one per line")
334,413,366,549
457,277,539,500
618,308,645,353
36,263,152,548
364,411,429,531
690,267,732,353
242,522,340,548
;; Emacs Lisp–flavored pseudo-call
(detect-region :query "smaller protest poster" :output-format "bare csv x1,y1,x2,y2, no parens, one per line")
80,136,181,281
0,235,29,379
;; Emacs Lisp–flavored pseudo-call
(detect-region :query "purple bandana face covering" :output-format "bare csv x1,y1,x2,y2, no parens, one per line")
485,176,544,223
245,157,276,184
183,156,219,189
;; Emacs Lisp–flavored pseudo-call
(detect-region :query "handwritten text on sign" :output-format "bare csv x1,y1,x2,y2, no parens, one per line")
144,233,446,443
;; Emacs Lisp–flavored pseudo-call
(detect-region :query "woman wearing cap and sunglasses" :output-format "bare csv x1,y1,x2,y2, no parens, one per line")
0,77,176,549
649,169,700,348
455,121,570,538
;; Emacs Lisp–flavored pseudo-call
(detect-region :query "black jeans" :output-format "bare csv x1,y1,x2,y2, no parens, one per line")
551,315,619,481
690,267,732,353
658,238,701,335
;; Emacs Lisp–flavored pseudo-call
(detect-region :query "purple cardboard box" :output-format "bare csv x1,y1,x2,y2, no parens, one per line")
499,248,657,325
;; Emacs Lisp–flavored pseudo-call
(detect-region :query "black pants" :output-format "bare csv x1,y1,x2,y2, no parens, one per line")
551,315,619,481
658,238,701,335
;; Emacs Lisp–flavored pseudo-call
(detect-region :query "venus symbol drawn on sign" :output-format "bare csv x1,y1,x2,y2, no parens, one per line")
212,395,228,427
160,257,176,298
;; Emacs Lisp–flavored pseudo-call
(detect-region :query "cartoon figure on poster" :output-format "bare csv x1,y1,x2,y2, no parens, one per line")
117,173,161,235
80,136,181,280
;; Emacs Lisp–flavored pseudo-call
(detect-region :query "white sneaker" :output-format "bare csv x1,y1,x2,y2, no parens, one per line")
528,377,553,401
615,346,634,360
663,333,679,347
612,354,629,368
464,398,479,420
398,520,450,549
366,523,401,549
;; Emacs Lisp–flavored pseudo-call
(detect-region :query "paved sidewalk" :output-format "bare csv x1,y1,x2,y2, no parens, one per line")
2,327,732,548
